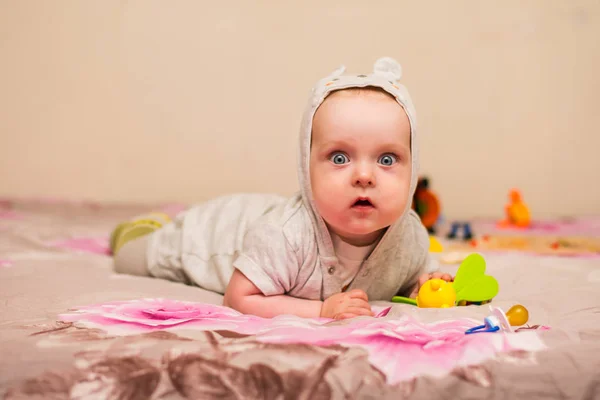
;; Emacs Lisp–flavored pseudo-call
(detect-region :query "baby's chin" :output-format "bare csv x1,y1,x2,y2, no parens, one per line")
331,225,388,246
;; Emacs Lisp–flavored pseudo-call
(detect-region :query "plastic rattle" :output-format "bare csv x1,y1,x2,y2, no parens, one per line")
391,253,499,307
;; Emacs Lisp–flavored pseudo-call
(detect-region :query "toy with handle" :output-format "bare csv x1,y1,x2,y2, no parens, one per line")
391,253,499,307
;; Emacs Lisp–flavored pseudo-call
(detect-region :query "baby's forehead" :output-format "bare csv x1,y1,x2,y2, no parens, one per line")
314,89,410,126
317,88,406,117
327,86,395,98
311,90,411,146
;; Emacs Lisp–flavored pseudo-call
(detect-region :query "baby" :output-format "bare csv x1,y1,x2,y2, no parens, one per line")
111,57,452,320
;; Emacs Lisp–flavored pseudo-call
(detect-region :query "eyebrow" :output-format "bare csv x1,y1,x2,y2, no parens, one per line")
317,139,410,153
315,139,352,149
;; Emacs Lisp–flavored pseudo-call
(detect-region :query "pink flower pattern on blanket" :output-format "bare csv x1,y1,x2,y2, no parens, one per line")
59,298,545,383
0,210,23,220
49,237,110,255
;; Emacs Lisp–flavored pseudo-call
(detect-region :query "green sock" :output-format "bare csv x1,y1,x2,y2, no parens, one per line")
110,212,171,255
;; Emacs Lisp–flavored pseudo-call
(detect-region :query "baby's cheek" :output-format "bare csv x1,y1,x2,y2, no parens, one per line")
384,193,408,220
394,178,411,206
312,193,337,223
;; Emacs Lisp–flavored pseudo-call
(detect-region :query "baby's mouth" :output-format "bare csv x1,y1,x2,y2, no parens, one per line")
352,198,374,208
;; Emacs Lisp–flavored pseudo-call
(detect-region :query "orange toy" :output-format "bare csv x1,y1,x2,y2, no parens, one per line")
412,178,440,234
498,189,531,228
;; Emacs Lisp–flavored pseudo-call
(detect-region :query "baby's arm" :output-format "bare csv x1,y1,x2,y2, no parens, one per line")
223,269,323,318
223,269,373,319
228,221,372,319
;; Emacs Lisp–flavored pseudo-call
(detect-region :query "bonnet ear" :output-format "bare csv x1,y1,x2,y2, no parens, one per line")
318,64,346,84
373,57,403,82
312,64,346,94
326,64,346,79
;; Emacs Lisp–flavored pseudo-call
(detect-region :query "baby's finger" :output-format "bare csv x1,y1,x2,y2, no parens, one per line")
431,272,453,281
409,287,419,299
431,271,453,282
344,307,374,317
334,312,359,320
418,273,431,286
347,289,369,301
349,298,372,310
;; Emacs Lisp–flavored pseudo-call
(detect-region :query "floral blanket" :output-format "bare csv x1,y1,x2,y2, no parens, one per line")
1,199,600,399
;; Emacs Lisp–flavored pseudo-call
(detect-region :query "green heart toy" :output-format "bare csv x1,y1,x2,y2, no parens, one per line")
452,253,499,303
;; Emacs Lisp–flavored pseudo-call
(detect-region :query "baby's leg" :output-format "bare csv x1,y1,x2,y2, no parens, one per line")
114,235,150,277
110,212,171,276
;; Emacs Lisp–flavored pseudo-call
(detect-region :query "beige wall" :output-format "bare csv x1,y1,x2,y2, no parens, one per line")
1,0,599,219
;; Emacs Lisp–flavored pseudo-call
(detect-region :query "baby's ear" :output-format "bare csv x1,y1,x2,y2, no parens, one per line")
373,57,402,82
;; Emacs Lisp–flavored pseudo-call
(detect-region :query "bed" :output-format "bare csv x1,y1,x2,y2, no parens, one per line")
1,199,599,399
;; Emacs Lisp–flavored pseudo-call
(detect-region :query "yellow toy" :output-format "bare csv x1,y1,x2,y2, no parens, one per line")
429,236,444,253
416,278,456,308
499,189,531,228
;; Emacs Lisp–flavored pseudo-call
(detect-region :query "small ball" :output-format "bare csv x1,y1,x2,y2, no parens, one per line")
506,304,529,326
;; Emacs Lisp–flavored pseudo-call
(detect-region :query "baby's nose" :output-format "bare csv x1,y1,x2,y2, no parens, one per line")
353,166,375,187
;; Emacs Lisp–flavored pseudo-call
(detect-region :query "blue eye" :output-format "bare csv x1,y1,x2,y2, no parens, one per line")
378,154,397,166
330,152,349,165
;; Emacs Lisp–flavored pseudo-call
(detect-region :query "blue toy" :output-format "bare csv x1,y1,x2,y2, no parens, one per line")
447,222,473,241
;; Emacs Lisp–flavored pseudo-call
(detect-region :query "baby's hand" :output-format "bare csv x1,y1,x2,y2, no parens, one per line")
320,289,374,320
409,272,454,299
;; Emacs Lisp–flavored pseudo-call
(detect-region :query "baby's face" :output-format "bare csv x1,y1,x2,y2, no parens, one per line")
310,90,412,246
